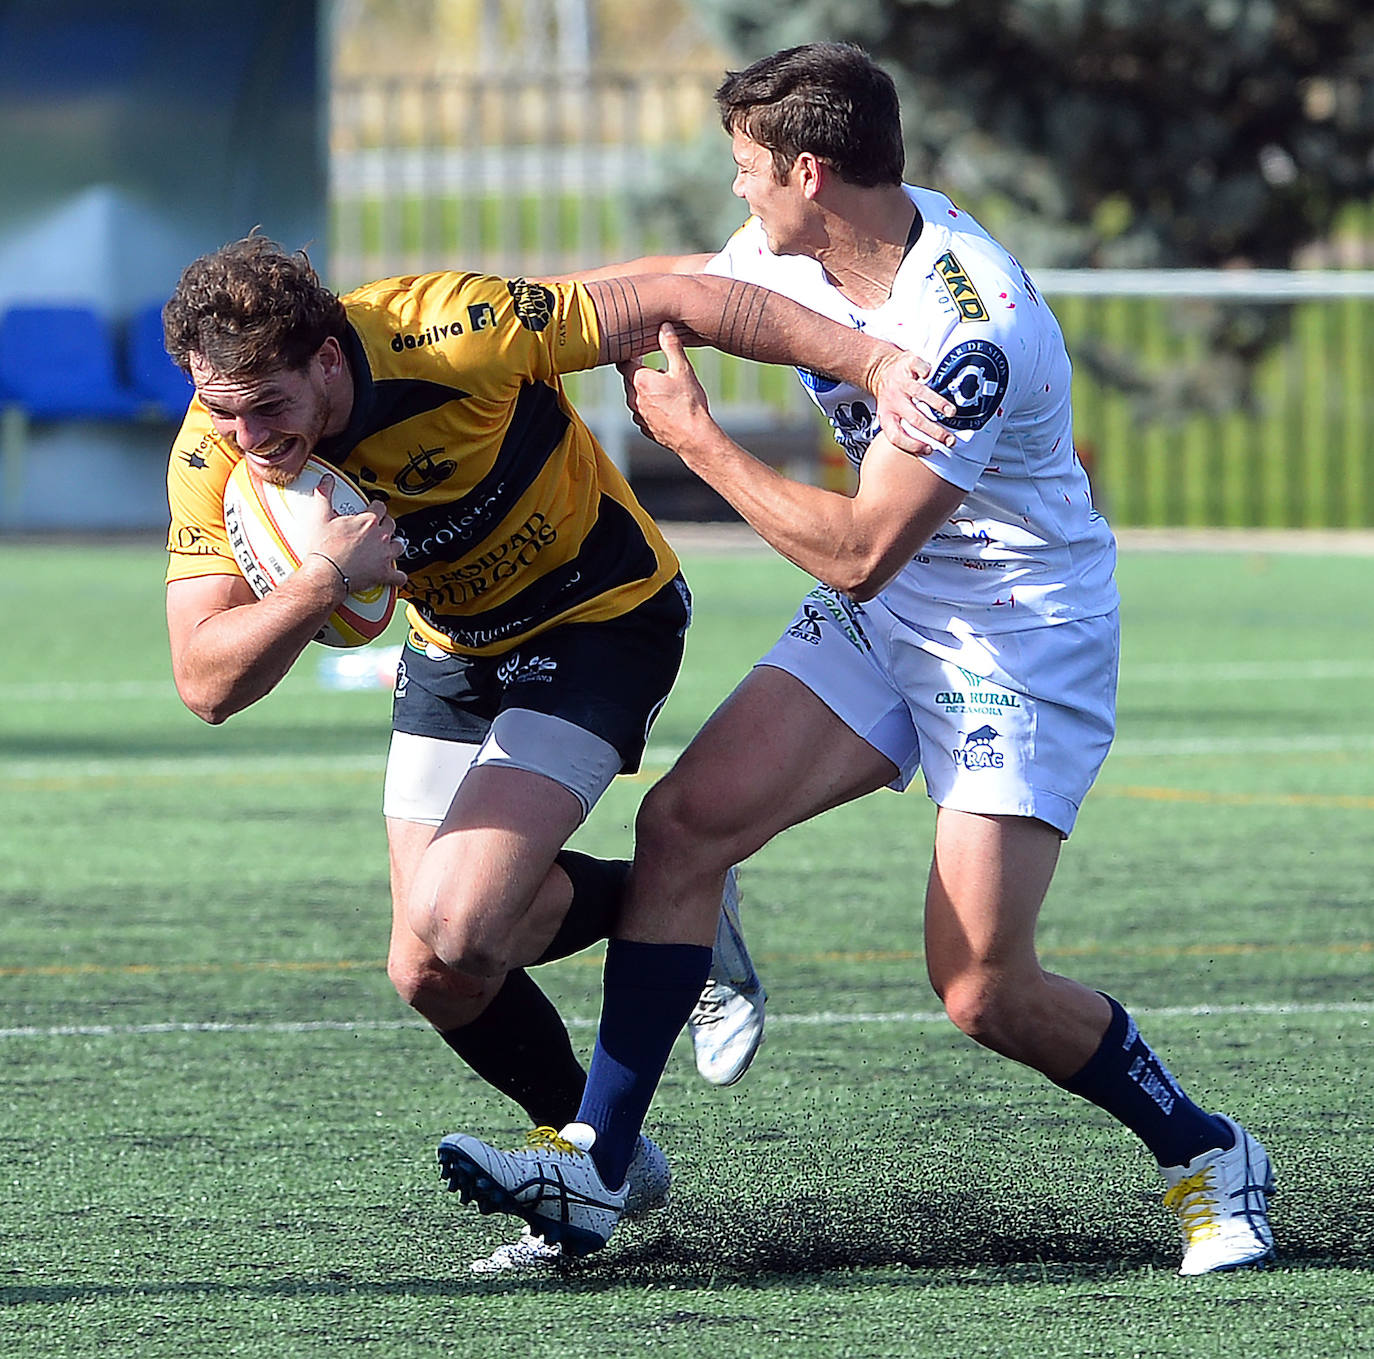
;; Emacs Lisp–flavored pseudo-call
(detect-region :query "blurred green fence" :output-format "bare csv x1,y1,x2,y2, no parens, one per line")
1044,272,1374,528
331,70,1374,528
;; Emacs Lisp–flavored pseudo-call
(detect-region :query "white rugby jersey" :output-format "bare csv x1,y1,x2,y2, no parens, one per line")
706,186,1118,634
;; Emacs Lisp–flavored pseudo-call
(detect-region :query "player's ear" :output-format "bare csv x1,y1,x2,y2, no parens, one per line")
795,152,825,199
316,335,345,379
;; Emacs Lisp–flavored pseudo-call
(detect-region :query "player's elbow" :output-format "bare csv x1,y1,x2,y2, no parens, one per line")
180,688,231,725
843,580,879,604
827,542,903,602
172,670,236,725
839,566,886,603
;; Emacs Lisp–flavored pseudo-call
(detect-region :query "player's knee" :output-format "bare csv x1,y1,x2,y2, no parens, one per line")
635,772,731,865
387,947,492,1025
934,971,1017,1049
404,895,510,980
438,930,509,981
386,944,454,1009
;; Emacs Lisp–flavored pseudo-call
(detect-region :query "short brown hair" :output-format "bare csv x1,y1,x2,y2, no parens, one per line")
163,234,348,378
716,42,905,189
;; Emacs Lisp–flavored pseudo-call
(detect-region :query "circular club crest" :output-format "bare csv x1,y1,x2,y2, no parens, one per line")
929,339,1010,431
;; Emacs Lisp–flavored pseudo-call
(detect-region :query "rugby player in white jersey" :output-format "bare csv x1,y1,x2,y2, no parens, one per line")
439,42,1275,1277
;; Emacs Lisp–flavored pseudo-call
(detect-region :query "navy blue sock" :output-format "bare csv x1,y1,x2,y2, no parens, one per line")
1059,994,1234,1167
576,939,712,1188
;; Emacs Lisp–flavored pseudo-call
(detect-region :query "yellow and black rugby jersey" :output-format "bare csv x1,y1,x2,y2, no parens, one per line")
166,272,679,656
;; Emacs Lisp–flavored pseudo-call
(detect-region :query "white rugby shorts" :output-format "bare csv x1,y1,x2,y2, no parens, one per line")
758,587,1119,836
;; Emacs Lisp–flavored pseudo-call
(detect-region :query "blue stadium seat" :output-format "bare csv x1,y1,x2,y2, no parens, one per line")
0,304,144,419
127,301,194,420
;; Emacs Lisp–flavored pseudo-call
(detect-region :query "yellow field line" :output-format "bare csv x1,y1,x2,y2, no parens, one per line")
1,937,1368,980
1098,783,1374,810
0,958,382,978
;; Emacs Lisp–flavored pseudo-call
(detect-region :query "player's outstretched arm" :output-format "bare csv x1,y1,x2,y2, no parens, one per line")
546,254,711,283
584,273,955,455
621,326,964,597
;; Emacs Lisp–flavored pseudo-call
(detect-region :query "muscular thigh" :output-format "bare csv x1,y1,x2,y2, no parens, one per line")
924,807,1062,975
656,663,899,858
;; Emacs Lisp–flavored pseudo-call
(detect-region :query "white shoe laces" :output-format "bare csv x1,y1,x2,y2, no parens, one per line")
689,984,729,1024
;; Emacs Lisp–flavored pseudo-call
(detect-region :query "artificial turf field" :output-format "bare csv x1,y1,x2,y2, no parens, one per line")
1,536,1371,1357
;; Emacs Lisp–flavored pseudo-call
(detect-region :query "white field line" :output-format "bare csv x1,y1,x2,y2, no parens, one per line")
0,999,1368,1042
0,752,391,782
6,657,1374,707
4,657,1374,784
7,729,1374,785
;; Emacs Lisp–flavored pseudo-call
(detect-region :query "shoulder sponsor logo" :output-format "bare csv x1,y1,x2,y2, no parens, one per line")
390,318,465,351
178,431,219,470
934,252,989,322
468,302,497,331
507,279,555,332
930,340,1010,431
172,524,222,555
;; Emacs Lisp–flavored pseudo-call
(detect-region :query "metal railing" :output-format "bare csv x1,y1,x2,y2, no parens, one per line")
1039,271,1374,528
330,68,724,284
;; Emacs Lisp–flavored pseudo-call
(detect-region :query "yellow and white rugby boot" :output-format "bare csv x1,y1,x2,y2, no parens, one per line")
1162,1115,1275,1275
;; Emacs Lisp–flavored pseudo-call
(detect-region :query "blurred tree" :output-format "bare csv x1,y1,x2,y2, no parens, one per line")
674,0,1374,417
686,0,1374,271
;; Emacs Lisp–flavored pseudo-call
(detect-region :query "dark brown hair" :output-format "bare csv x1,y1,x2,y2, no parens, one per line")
716,42,905,188
162,234,348,377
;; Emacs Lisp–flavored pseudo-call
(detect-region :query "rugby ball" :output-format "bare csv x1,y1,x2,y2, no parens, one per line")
223,455,398,648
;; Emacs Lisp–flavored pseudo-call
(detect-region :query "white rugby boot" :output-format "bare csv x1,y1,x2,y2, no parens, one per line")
440,1121,625,1257
689,867,767,1086
1161,1115,1276,1275
469,1226,562,1275
467,1133,669,1274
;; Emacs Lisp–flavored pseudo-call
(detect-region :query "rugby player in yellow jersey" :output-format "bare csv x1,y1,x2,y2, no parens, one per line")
162,234,955,1268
